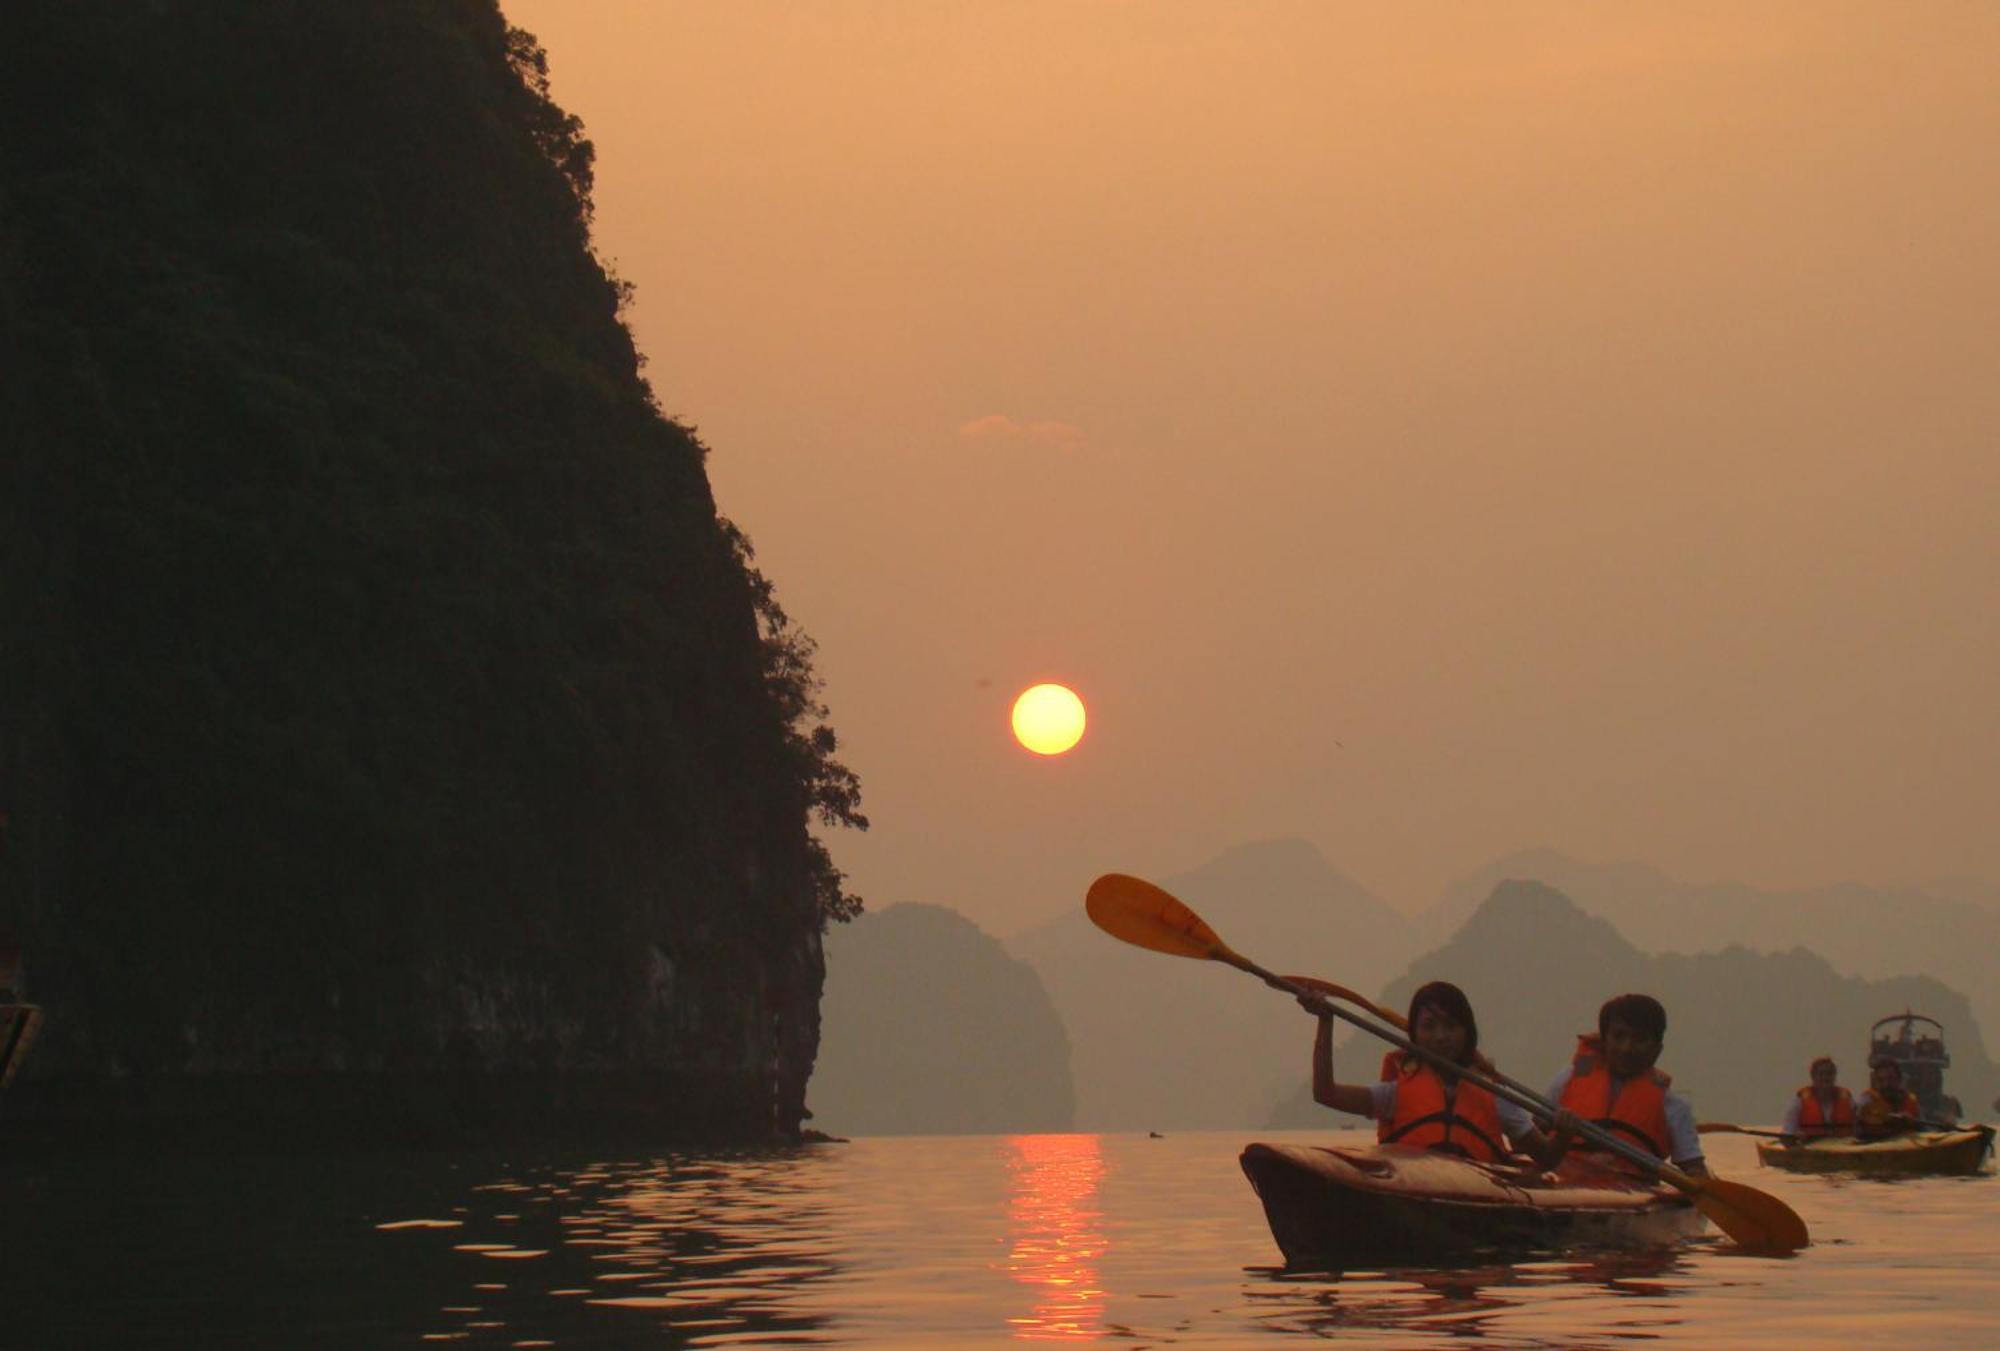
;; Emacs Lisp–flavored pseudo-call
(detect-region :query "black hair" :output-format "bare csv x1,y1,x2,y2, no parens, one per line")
1597,993,1666,1042
1407,980,1479,1063
1809,1055,1837,1075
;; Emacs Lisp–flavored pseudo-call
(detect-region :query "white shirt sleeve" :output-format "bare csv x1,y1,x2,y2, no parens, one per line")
1495,1095,1535,1142
1546,1067,1574,1103
1780,1097,1803,1135
1664,1090,1704,1165
1366,1079,1396,1121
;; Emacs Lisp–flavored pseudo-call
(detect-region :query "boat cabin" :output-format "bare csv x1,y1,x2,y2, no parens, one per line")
1869,1011,1961,1124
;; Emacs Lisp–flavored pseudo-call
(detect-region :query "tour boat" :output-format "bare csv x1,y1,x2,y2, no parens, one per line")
1869,1011,1965,1123
1239,1141,1703,1268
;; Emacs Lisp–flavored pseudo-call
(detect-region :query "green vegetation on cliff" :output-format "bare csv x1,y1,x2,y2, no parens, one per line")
0,1,861,1135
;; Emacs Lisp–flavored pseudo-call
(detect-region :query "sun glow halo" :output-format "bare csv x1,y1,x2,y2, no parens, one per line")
1011,683,1087,756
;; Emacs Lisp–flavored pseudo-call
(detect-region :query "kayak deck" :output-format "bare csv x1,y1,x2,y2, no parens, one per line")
1755,1126,1995,1176
1241,1142,1702,1269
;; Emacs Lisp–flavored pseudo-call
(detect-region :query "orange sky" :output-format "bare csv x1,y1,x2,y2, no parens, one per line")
502,1,2000,931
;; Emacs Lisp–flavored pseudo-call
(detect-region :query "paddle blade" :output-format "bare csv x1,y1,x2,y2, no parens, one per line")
1688,1176,1810,1254
1085,874,1227,960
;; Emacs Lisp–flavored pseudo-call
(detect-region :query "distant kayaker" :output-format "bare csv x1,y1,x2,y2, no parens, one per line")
1856,1056,1923,1134
1781,1056,1855,1138
1539,994,1709,1178
1299,980,1539,1164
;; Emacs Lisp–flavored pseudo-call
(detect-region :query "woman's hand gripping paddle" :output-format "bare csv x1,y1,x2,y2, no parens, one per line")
1084,873,1811,1255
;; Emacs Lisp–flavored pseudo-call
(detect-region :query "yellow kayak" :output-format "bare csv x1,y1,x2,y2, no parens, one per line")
1755,1126,1994,1176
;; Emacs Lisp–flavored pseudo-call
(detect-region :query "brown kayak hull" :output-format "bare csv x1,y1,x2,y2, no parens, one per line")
1241,1141,1703,1269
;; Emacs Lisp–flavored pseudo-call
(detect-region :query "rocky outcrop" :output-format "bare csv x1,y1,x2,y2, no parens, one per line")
0,1,860,1142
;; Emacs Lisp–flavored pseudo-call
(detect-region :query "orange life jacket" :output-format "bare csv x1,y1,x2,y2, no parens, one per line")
1372,1051,1508,1162
1374,1048,1405,1143
1795,1086,1855,1136
1859,1087,1921,1125
1559,1034,1673,1161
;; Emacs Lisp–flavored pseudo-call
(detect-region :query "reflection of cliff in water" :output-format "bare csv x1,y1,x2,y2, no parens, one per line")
1244,1247,1692,1342
384,1151,844,1345
1003,1134,1108,1341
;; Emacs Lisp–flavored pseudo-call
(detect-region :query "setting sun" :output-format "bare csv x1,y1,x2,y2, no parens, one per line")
1011,683,1087,756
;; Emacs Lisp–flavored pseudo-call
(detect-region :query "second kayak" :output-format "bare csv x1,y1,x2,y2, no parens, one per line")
1754,1126,1994,1176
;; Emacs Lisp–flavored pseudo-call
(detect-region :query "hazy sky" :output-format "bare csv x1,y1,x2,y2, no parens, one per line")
502,1,2000,934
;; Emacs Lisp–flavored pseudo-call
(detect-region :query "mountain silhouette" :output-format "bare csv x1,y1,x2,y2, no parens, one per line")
1416,850,2000,1054
813,904,1074,1135
1271,879,1997,1129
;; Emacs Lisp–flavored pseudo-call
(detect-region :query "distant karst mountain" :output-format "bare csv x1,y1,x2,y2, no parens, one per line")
813,904,1074,1135
1270,879,1999,1129
1007,839,1415,1131
1415,850,2000,1053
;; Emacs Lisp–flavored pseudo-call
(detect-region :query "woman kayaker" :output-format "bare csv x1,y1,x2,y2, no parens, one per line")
1299,980,1542,1164
1781,1056,1855,1138
1856,1056,1923,1134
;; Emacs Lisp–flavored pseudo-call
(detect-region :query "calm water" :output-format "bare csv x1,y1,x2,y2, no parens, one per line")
2,1128,1995,1347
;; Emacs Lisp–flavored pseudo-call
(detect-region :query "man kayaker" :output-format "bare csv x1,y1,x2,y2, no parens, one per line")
1856,1056,1923,1134
1539,994,1708,1178
1781,1056,1855,1138
1300,980,1541,1163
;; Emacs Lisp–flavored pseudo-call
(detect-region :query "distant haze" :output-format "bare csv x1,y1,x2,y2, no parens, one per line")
1420,849,2000,1046
1008,839,1412,1130
815,904,1074,1135
504,1,2000,931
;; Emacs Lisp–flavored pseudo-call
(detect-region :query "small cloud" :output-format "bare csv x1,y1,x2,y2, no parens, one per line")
956,414,1086,451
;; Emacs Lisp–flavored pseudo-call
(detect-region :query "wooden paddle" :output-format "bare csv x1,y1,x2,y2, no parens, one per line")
1085,872,1811,1255
1283,974,1499,1076
1698,1122,1798,1142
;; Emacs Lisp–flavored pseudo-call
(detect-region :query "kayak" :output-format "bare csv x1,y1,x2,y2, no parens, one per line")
1754,1126,1995,1176
1240,1142,1703,1268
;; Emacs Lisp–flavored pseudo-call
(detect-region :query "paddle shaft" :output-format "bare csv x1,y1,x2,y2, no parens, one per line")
1216,949,1699,1187
1703,1123,1795,1141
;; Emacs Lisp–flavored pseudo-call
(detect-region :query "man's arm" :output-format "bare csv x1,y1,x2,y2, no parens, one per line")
1665,1092,1708,1177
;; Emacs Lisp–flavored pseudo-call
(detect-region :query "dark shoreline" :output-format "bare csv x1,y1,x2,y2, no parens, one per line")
0,1069,826,1154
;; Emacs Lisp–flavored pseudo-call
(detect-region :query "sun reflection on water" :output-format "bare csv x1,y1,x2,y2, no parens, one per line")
1002,1133,1108,1341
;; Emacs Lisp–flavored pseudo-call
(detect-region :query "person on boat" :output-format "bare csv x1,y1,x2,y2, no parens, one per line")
1855,1056,1923,1134
1299,980,1539,1164
1540,994,1708,1178
1781,1056,1855,1138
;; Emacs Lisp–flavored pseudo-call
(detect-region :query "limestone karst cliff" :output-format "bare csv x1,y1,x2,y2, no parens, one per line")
0,1,861,1139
